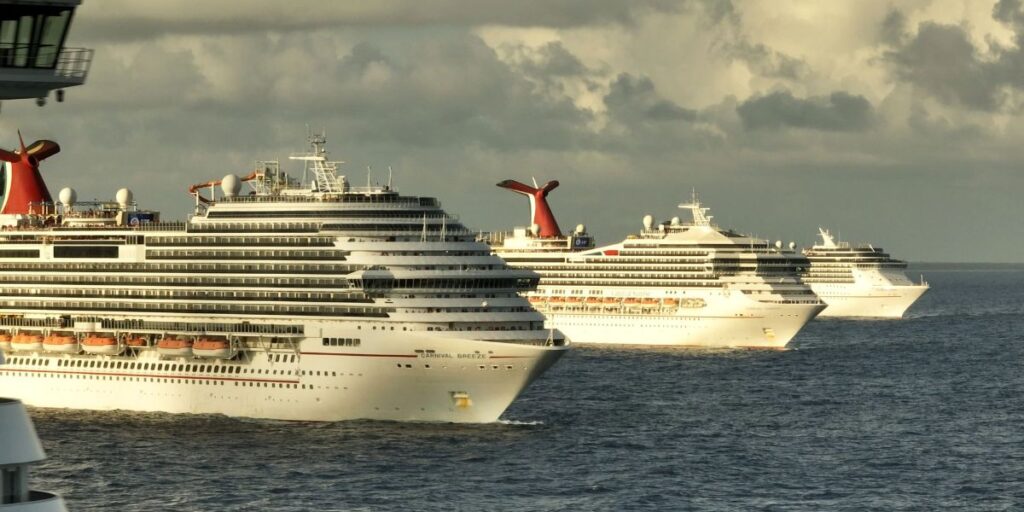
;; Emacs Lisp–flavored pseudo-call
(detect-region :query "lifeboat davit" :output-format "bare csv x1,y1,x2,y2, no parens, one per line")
0,333,12,352
193,338,233,359
82,335,121,355
43,334,79,354
157,337,193,357
11,334,43,352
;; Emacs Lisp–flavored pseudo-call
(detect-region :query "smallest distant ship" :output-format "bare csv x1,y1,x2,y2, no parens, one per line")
802,228,928,318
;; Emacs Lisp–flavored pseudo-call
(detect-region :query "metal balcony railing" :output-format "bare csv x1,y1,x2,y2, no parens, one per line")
0,43,93,79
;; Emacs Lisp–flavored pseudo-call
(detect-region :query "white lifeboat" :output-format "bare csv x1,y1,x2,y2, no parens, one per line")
82,335,121,355
193,338,233,359
11,334,43,352
157,337,192,357
43,334,79,354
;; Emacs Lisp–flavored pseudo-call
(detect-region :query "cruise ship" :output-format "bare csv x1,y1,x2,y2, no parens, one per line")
0,133,568,423
802,228,928,318
486,180,825,348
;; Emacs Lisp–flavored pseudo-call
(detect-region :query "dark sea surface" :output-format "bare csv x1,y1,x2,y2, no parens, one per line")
26,266,1024,511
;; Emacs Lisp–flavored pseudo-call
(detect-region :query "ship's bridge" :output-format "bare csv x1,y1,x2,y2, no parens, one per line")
0,0,92,102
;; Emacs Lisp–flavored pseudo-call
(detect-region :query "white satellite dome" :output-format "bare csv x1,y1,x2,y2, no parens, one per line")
670,216,681,226
642,215,654,230
788,241,796,250
221,174,241,197
58,187,76,207
775,240,783,249
115,188,133,208
575,224,586,234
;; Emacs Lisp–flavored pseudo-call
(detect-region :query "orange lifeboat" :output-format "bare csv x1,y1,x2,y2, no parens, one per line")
664,298,679,307
43,334,79,354
11,333,43,352
642,298,659,305
548,297,565,304
0,333,12,352
585,297,601,304
527,296,543,303
623,298,640,305
193,338,233,359
124,336,148,347
82,335,121,355
565,297,582,304
602,297,619,304
157,337,193,357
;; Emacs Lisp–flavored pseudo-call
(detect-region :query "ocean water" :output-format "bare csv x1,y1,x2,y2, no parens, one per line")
25,266,1024,511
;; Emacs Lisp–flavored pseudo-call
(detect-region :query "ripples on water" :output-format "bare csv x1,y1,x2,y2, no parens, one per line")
26,267,1024,510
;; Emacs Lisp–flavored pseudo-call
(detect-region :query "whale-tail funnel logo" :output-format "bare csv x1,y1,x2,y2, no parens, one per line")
0,132,60,215
496,179,562,237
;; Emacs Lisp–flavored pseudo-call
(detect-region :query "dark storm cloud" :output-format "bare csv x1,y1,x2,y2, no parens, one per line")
736,90,875,132
508,42,591,78
880,9,908,45
729,41,809,80
71,0,681,43
885,0,1024,112
604,74,698,123
885,22,1004,111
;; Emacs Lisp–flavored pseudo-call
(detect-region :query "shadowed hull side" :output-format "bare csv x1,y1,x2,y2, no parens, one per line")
0,334,568,423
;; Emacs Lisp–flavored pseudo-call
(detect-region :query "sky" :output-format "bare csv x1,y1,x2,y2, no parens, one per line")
2,0,1023,262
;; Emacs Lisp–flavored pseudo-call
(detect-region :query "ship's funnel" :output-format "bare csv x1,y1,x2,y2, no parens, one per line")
496,179,562,237
0,133,60,215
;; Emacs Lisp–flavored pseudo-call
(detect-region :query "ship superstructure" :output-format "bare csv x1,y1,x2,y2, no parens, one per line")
801,228,928,318
487,181,825,348
0,133,567,423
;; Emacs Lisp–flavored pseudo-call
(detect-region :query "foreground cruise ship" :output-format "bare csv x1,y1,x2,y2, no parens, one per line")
486,181,825,348
0,133,567,423
802,228,928,318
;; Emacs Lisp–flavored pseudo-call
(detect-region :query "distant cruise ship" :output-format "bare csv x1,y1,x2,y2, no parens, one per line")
802,228,928,318
0,133,567,423
486,180,825,348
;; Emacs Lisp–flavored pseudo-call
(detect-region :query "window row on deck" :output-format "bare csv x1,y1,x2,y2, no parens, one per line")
0,298,390,317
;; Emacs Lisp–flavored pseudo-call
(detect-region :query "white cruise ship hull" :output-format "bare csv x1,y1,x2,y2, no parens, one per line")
0,333,567,423
811,284,929,318
543,302,824,348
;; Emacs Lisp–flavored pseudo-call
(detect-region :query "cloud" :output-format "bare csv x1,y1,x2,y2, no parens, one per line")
885,22,1005,111
884,0,1024,112
3,1,1024,262
70,0,680,42
736,90,875,131
604,74,698,123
